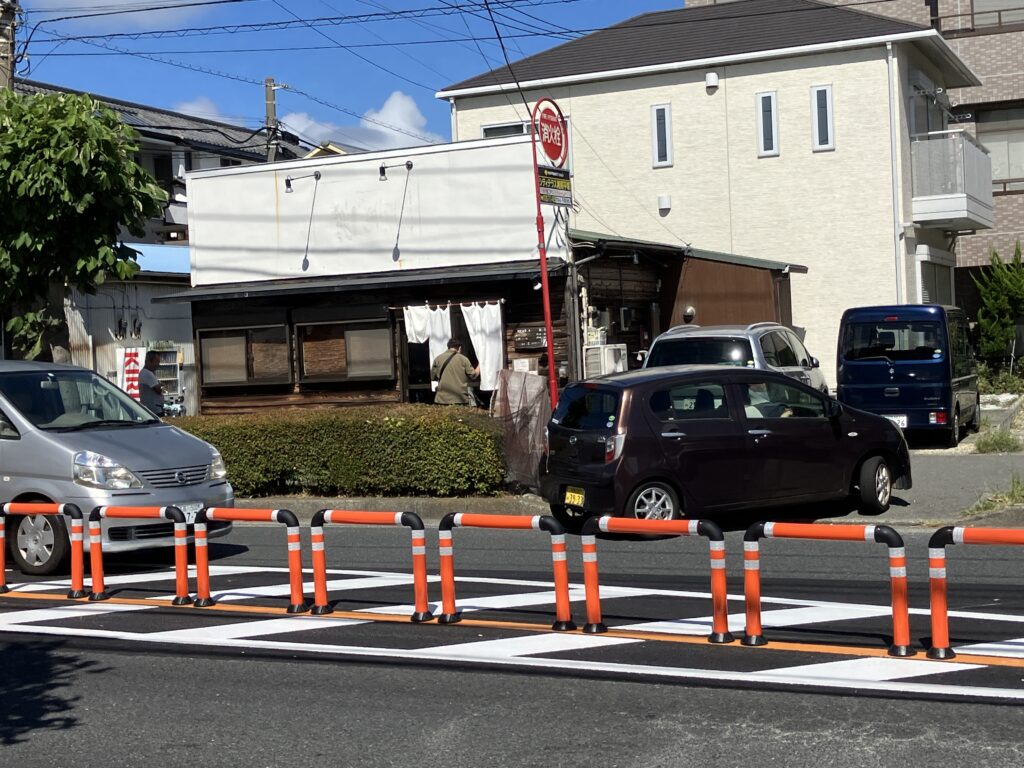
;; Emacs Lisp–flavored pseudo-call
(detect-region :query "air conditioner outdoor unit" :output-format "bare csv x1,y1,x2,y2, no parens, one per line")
583,344,628,379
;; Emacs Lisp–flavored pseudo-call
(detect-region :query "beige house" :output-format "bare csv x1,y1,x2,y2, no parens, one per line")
436,0,994,386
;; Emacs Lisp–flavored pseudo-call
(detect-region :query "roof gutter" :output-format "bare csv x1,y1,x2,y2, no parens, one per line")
436,29,976,99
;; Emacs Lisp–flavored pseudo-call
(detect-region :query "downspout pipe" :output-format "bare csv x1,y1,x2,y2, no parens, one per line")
886,42,906,304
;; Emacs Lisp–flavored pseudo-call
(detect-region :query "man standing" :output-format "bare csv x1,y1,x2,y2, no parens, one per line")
139,350,165,416
431,338,480,405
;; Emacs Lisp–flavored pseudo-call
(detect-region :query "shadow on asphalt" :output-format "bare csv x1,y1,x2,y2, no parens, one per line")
0,638,109,746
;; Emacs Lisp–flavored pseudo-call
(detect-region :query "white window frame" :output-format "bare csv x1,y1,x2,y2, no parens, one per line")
650,104,673,168
810,85,834,152
756,91,779,158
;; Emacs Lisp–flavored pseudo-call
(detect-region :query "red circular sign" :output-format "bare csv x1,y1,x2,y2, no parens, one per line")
534,99,568,168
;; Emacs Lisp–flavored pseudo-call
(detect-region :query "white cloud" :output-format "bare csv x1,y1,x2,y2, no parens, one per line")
28,0,210,28
281,91,444,152
173,96,225,122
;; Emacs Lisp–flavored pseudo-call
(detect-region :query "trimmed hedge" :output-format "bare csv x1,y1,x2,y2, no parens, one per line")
174,405,505,498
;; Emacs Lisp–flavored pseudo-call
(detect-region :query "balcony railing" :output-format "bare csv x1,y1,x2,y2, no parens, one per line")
932,5,1024,36
911,129,994,231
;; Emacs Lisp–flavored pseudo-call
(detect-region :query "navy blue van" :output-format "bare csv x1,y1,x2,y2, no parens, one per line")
836,305,979,446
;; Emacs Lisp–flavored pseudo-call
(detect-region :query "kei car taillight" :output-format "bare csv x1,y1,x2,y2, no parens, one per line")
605,433,626,464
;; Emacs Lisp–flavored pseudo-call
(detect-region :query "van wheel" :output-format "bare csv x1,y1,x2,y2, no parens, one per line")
858,456,892,514
626,482,682,521
11,513,71,575
946,409,960,448
549,504,586,534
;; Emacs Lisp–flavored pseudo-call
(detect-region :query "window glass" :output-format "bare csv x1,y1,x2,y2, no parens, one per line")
651,104,672,167
742,380,825,420
759,334,780,366
758,92,778,156
649,382,730,421
647,337,754,367
553,386,620,430
840,322,944,362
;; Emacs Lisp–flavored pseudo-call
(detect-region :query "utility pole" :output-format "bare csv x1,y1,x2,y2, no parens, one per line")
264,76,280,162
0,0,19,90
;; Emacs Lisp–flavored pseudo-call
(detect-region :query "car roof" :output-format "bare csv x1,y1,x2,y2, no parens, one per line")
655,322,782,339
576,364,797,389
0,361,89,374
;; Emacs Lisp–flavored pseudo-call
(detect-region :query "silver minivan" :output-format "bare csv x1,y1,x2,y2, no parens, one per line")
0,361,234,574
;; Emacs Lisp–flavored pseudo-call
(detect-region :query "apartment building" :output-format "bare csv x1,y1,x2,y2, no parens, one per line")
437,0,993,385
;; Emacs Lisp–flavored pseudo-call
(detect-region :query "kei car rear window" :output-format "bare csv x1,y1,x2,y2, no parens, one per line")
646,337,754,368
841,321,944,362
552,386,621,430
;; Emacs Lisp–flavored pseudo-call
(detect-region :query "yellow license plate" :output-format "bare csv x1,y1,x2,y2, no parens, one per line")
564,487,585,507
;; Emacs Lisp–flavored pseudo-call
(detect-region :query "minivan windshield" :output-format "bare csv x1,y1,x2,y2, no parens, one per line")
552,385,620,430
0,370,159,430
647,337,754,368
841,321,944,362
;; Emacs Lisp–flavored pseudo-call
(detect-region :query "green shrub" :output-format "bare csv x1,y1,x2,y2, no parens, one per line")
978,360,1024,395
975,429,1022,454
174,405,505,498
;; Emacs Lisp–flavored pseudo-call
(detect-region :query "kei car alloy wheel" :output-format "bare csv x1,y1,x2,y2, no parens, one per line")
626,482,682,521
12,513,71,576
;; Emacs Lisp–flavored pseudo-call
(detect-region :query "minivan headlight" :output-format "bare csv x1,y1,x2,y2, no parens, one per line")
210,451,228,480
73,451,143,490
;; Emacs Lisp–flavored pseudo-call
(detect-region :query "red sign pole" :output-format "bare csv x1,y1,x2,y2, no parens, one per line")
530,99,565,410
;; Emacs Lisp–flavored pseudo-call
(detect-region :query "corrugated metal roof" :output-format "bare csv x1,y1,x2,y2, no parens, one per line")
13,79,309,160
441,0,926,93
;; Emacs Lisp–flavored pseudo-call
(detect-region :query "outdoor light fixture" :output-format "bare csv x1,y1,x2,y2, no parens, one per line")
379,159,413,181
284,169,321,193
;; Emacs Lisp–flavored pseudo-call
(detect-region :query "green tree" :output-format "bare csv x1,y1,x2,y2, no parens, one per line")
0,89,166,359
973,241,1024,360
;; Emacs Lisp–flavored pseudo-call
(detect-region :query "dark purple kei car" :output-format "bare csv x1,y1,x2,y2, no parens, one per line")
540,365,912,531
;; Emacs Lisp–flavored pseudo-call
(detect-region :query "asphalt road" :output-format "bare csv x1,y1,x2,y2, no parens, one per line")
3,526,1024,767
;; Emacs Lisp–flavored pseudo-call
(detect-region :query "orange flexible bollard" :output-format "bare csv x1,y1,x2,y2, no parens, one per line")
194,508,308,613
308,510,432,621
88,506,191,604
438,513,576,631
581,517,734,643
742,521,913,656
0,503,86,599
927,526,1024,659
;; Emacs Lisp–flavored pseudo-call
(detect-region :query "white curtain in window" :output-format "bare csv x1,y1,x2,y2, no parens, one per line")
404,305,452,391
461,302,504,391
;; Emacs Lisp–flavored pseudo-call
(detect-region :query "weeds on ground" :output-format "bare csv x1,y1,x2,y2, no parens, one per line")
969,472,1024,516
975,429,1023,454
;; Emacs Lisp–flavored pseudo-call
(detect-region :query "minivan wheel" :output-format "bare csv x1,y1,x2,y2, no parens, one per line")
626,482,682,521
11,513,71,576
946,409,960,448
549,504,585,534
858,457,892,514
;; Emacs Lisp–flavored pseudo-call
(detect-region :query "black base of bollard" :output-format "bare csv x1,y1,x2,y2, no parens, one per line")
88,591,109,602
927,646,956,660
741,633,767,646
438,612,462,624
311,604,334,616
193,597,216,608
583,622,608,634
171,596,192,607
888,644,916,657
287,602,310,614
552,620,577,631
708,632,735,644
66,589,88,599
410,611,433,623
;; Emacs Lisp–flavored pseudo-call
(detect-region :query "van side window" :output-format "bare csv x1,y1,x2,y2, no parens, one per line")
0,410,19,440
649,382,730,421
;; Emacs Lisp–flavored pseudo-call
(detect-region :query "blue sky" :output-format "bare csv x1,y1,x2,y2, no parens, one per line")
17,0,685,150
